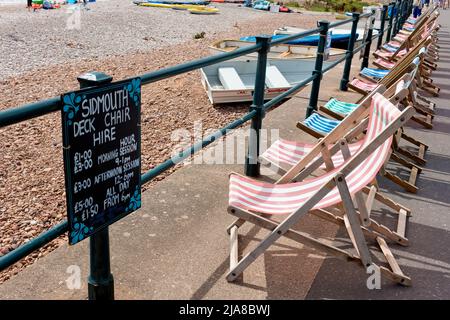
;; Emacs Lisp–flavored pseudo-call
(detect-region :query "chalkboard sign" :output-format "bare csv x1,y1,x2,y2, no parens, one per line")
61,78,142,245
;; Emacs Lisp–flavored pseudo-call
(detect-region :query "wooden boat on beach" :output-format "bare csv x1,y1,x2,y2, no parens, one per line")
209,39,346,61
273,26,379,49
200,59,331,104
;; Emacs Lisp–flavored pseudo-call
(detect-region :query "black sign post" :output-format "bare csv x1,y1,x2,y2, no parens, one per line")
61,71,142,300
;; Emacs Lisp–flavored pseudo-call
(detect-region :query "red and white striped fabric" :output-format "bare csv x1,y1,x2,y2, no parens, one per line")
229,93,401,215
261,139,363,168
388,40,402,47
375,48,408,58
350,79,378,91
394,33,409,42
375,58,396,69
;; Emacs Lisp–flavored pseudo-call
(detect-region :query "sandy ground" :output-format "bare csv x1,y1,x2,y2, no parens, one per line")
0,1,333,284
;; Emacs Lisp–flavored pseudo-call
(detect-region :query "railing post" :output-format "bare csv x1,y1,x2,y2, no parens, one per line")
245,35,270,177
393,0,401,36
361,13,375,71
400,0,407,26
307,20,329,117
377,5,388,50
340,13,360,91
77,71,115,301
386,2,395,42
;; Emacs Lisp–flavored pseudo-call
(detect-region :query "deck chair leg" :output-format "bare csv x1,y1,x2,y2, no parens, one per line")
393,129,427,166
227,207,361,281
382,169,419,193
395,146,427,166
230,226,239,271
335,174,373,268
362,186,411,216
226,198,313,281
229,208,410,285
227,218,246,234
314,207,409,246
376,237,411,286
410,114,433,129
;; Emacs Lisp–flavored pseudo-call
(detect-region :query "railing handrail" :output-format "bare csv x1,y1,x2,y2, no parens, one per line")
0,7,388,273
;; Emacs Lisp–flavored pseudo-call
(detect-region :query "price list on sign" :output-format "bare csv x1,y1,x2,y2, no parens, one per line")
61,78,142,245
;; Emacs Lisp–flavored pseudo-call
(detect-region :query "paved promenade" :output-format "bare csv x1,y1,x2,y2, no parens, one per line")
0,11,449,299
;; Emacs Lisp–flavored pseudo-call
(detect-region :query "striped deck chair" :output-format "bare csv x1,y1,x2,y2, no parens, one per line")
359,68,390,82
351,45,439,101
297,80,424,193
319,79,430,167
379,52,438,116
375,11,439,65
227,93,415,285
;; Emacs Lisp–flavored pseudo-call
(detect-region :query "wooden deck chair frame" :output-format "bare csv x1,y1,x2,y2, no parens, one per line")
263,87,413,242
374,8,439,62
350,37,433,95
300,78,425,192
226,98,416,285
321,95,428,168
349,40,436,129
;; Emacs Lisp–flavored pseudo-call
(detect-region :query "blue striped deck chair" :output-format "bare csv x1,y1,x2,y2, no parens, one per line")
296,112,341,139
319,98,359,120
383,43,401,52
360,68,390,81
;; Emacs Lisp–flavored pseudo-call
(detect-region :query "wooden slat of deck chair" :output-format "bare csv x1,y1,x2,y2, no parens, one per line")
226,93,415,285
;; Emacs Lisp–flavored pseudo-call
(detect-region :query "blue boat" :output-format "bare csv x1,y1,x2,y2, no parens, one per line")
240,33,358,49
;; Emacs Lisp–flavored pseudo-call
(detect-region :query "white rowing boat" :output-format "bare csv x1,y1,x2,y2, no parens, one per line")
209,39,346,61
200,59,330,104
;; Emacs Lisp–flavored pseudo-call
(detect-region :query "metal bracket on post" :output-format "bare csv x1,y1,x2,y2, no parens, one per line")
361,13,375,71
306,20,329,117
340,13,360,91
245,35,270,178
386,2,395,42
377,5,388,50
77,71,115,301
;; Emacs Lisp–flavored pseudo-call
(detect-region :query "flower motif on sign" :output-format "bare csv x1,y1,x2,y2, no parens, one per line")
70,217,93,244
128,186,141,212
63,93,84,126
126,78,141,107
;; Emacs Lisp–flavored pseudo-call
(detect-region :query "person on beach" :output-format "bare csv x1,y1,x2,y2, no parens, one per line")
27,0,32,10
81,0,90,10
413,0,422,18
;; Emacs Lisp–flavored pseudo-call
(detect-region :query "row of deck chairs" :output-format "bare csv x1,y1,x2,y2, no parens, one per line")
225,5,441,286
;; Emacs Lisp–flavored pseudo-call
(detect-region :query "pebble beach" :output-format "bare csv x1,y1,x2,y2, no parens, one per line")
0,0,332,283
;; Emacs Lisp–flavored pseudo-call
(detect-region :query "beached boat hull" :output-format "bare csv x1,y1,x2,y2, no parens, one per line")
274,27,378,49
273,26,379,49
209,39,346,61
200,59,330,104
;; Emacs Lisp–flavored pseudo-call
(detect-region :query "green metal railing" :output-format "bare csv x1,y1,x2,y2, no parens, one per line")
0,4,400,280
